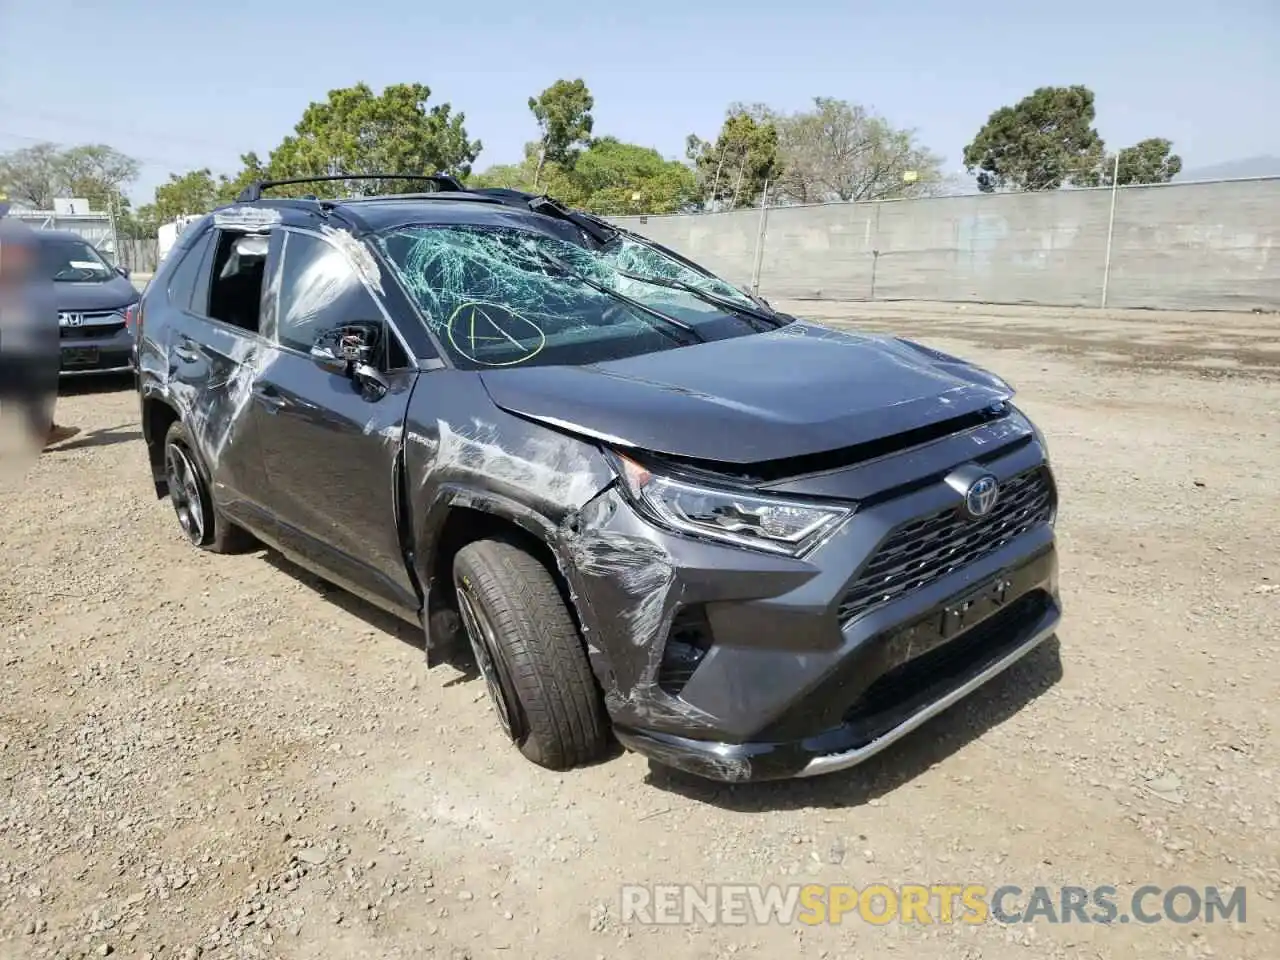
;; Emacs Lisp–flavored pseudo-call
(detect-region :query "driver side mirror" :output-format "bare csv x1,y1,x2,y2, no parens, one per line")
116,264,130,279
310,321,388,395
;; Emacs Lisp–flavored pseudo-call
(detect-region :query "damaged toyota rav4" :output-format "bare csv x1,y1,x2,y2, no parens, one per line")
134,174,1061,783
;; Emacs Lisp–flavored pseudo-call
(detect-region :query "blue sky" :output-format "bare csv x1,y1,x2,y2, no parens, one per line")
1,0,1277,205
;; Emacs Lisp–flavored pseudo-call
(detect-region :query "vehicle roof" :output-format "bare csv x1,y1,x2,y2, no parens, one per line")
206,190,587,244
33,228,99,244
331,194,572,234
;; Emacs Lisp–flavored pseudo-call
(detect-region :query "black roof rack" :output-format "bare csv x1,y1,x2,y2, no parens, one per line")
235,173,466,203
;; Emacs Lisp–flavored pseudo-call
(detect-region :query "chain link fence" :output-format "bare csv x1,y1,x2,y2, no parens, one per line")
4,209,159,274
610,176,1280,312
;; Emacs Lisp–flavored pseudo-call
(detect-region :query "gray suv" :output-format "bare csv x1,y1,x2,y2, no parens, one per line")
134,175,1061,783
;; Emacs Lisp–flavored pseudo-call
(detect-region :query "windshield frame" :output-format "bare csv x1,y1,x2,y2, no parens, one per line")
373,219,777,371
39,236,116,283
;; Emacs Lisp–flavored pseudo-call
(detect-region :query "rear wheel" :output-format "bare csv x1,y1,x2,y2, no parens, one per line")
453,537,608,770
163,421,255,554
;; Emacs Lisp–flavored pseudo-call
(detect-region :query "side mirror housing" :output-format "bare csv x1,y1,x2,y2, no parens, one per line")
116,264,131,279
310,321,382,375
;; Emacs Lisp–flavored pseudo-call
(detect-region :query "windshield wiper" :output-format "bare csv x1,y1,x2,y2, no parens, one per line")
613,269,787,329
525,247,704,344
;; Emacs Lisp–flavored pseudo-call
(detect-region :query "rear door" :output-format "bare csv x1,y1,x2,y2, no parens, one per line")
160,223,278,535
250,226,421,619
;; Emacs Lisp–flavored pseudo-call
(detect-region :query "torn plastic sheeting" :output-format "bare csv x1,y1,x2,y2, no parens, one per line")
560,492,722,733
212,206,281,232
567,531,674,648
435,418,605,508
320,225,384,295
625,737,753,783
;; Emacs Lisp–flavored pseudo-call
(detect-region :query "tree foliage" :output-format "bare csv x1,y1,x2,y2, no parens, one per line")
769,98,943,203
685,109,779,210
468,137,696,215
215,152,270,204
963,85,1106,192
1104,137,1183,186
468,78,695,215
0,142,139,210
528,78,595,187
134,169,219,230
265,82,482,197
684,98,942,208
562,137,697,214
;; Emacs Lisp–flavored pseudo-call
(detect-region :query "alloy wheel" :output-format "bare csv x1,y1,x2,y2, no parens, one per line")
456,585,517,740
165,442,206,545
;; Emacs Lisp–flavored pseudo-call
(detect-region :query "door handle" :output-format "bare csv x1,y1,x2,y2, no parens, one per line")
173,338,200,363
252,384,289,413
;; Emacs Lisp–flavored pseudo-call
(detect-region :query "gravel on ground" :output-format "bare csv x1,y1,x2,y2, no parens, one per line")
1,302,1277,959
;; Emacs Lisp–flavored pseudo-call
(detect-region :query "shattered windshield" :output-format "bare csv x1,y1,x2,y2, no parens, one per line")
593,232,759,307
39,238,115,282
376,223,771,370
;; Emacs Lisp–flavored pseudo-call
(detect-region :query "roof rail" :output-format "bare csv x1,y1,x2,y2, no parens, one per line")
235,173,466,203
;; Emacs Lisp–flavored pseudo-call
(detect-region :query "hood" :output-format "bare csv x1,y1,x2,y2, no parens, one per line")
479,322,1013,464
52,275,139,312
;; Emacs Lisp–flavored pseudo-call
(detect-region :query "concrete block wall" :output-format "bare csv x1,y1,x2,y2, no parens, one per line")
611,178,1280,312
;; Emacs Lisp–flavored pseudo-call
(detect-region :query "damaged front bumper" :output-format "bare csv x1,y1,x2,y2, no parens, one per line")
560,438,1061,784
612,571,1060,782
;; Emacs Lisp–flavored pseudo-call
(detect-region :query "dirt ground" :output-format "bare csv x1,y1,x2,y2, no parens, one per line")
2,302,1277,960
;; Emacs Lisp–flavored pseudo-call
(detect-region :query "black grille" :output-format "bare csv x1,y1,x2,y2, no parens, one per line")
838,467,1054,624
60,311,126,339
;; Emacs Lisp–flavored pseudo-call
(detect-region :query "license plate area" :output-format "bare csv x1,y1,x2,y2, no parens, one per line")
877,573,1016,674
939,574,1015,640
63,347,100,367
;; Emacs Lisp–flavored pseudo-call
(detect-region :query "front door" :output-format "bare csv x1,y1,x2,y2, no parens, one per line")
251,226,421,619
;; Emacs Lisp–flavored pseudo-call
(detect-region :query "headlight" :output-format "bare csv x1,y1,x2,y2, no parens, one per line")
611,452,854,557
1024,413,1050,461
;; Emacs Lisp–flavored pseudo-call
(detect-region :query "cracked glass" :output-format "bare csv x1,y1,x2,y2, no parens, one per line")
376,224,769,370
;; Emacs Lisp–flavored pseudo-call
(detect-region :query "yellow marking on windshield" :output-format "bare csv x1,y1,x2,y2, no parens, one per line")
448,301,546,367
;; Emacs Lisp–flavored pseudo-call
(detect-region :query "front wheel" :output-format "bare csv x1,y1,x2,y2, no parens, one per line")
162,421,255,554
453,537,608,771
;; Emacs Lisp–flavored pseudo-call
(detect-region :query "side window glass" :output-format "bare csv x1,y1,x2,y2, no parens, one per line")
207,230,269,333
166,230,214,313
276,232,384,356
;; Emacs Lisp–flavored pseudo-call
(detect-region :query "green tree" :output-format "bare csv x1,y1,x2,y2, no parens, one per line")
0,142,140,209
686,109,779,210
468,138,697,215
1103,137,1183,186
215,151,270,204
566,137,698,215
0,143,64,208
467,160,539,192
764,98,943,203
135,168,220,232
265,82,482,197
56,144,140,209
964,85,1105,192
528,78,595,188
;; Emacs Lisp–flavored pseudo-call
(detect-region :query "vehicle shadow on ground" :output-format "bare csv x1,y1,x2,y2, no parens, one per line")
643,635,1064,811
45,423,142,453
58,373,134,397
254,549,629,766
260,550,426,651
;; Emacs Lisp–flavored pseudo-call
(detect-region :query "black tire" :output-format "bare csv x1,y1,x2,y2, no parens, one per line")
453,537,608,770
162,420,255,554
